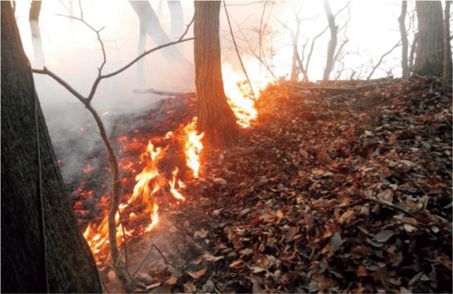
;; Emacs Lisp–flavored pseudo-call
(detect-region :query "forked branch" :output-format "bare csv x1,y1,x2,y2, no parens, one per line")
32,3,194,292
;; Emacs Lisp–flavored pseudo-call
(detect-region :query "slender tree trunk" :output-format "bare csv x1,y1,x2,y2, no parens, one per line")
129,0,189,65
30,0,45,68
194,1,238,148
1,2,102,293
168,0,184,40
409,32,419,73
290,34,299,83
413,1,444,77
137,21,146,88
443,0,452,89
323,1,338,81
399,1,409,78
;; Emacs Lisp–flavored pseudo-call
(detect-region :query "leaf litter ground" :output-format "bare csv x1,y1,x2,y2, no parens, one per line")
80,77,452,293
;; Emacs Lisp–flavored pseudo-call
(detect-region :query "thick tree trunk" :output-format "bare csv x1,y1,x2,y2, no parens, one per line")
168,0,184,40
398,1,409,78
1,2,102,293
29,0,45,68
323,1,338,81
443,0,452,89
194,1,238,148
413,1,444,77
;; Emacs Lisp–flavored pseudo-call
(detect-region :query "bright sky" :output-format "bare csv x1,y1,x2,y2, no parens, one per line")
15,0,413,87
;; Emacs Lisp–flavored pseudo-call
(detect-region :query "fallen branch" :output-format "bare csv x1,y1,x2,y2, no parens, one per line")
286,81,397,93
133,88,193,96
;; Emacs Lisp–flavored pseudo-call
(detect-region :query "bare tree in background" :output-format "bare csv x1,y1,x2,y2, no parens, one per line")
129,0,192,87
443,0,452,90
194,1,238,148
323,1,337,81
30,0,45,68
398,1,409,78
168,0,184,40
413,1,444,77
278,2,310,82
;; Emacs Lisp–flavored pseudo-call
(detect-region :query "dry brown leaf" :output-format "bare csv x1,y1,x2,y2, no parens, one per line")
187,267,207,279
165,276,178,286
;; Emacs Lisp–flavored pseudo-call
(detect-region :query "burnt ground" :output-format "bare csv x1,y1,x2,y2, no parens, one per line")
68,77,452,293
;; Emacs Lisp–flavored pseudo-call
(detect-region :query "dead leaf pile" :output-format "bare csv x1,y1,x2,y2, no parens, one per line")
151,77,452,293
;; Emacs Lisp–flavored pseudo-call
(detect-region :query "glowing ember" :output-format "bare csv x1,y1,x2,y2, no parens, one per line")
181,117,204,178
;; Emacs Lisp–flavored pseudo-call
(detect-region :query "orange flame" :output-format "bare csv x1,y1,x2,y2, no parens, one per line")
169,167,185,201
79,60,273,263
181,117,204,178
222,60,272,127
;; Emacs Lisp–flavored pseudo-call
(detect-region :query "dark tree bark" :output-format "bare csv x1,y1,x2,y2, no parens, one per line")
30,0,45,68
413,1,444,77
1,2,102,293
323,1,338,81
443,0,452,89
194,1,238,148
398,1,409,78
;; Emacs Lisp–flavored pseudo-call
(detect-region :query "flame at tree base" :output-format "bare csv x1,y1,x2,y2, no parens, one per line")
79,59,272,263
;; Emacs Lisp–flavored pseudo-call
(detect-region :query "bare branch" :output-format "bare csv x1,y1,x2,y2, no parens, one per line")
223,0,257,100
179,14,194,42
32,67,87,105
367,40,402,80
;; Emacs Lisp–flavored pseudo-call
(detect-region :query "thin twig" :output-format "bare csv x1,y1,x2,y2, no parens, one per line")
179,14,194,42
152,244,175,268
132,244,154,276
102,281,111,294
223,0,257,101
339,186,416,217
367,40,402,80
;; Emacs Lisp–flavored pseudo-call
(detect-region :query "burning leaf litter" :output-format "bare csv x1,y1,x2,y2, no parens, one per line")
71,76,451,293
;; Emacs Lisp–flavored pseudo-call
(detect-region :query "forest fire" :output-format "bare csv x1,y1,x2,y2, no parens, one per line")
77,65,266,263
223,62,259,128
79,116,205,262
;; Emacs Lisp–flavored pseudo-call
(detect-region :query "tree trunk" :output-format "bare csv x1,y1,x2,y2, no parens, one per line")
413,1,444,77
443,0,452,89
168,0,184,40
398,1,409,78
194,1,238,149
29,0,45,68
323,1,338,81
129,0,189,65
409,32,419,73
1,2,102,293
137,20,146,88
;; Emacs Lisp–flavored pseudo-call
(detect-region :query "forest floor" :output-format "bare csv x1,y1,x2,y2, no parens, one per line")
76,77,452,293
